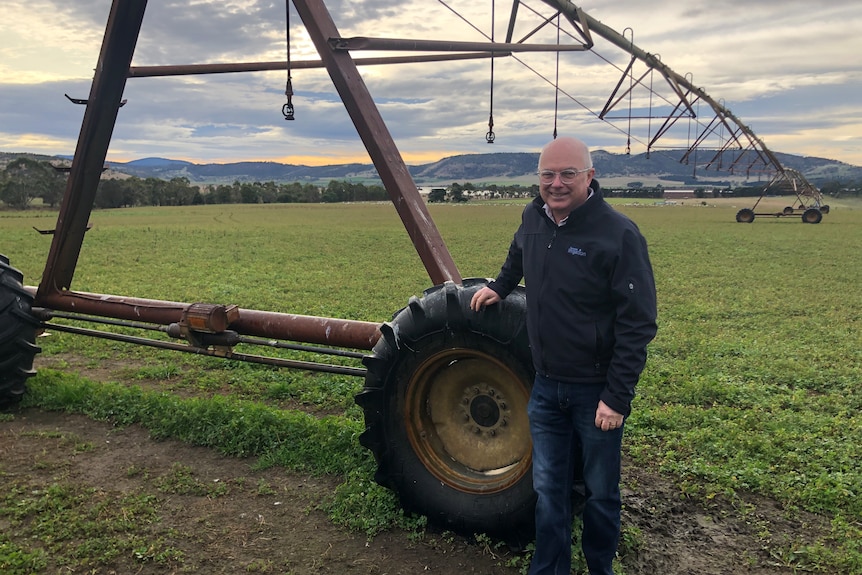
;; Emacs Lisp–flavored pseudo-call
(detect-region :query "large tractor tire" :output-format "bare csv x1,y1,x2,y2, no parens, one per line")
0,255,41,407
356,279,536,544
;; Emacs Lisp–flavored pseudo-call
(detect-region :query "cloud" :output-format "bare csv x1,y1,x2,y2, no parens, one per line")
1,0,860,166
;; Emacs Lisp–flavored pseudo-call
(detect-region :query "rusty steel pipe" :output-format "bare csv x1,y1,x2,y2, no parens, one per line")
329,36,589,52
128,52,507,78
30,288,381,351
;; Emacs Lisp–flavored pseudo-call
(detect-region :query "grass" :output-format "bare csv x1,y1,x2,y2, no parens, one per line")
0,475,179,573
2,197,862,573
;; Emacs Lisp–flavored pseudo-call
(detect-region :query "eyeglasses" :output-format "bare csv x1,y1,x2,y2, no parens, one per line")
537,168,591,185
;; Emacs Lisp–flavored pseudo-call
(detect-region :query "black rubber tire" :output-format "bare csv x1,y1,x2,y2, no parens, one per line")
736,208,755,223
356,279,536,544
782,206,795,215
821,205,830,214
0,255,41,408
802,208,823,224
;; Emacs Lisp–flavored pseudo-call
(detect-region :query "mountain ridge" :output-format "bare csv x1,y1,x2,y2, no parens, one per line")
3,150,860,186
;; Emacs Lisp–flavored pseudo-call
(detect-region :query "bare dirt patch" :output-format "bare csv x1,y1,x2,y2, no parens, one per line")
2,409,518,575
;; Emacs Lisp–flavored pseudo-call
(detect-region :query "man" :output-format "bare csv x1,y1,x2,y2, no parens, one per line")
470,136,657,575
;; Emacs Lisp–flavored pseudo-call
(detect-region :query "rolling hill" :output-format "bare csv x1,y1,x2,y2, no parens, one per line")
3,149,860,187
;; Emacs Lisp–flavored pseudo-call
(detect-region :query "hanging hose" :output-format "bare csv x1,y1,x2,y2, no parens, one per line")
646,63,655,158
486,0,496,143
624,28,633,154
552,13,561,139
282,0,295,120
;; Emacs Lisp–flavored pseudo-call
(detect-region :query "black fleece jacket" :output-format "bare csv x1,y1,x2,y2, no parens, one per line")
488,180,657,416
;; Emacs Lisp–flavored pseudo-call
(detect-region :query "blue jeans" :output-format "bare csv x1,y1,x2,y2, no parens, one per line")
527,374,623,575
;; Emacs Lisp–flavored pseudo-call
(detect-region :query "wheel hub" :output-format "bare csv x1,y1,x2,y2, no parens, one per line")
463,384,507,435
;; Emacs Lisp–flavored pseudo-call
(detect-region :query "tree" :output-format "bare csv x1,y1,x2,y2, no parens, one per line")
208,184,236,204
163,177,196,205
451,189,468,203
141,177,168,205
367,184,387,201
239,182,260,204
322,180,347,202
258,181,278,204
449,182,468,203
0,158,56,209
301,183,321,203
95,179,128,208
427,188,446,203
40,167,67,207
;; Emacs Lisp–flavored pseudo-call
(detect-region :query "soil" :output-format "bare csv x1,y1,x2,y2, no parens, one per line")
0,357,822,575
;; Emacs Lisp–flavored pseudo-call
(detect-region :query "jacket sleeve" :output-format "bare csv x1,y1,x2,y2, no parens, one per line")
487,218,525,299
600,225,658,417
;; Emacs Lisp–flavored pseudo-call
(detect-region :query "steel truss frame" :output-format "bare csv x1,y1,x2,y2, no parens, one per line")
29,0,820,370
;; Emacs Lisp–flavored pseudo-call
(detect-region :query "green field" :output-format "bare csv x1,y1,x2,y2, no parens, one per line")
2,198,861,573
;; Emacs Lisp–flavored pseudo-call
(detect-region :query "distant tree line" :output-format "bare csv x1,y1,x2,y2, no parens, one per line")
94,177,394,208
427,182,540,203
2,157,859,210
0,158,393,209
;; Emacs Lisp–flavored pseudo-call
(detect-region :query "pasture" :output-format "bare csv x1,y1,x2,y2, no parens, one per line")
1,197,860,574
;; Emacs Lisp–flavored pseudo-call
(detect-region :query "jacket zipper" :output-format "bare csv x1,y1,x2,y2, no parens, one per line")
539,226,557,371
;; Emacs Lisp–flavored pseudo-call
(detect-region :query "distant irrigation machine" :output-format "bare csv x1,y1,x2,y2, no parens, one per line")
1,0,828,543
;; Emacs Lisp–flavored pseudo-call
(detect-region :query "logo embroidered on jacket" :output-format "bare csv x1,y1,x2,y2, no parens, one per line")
567,246,587,257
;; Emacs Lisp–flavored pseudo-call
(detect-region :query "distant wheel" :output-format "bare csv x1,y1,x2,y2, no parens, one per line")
802,208,823,224
0,255,41,407
736,208,755,223
782,206,794,215
356,279,536,544
821,205,830,214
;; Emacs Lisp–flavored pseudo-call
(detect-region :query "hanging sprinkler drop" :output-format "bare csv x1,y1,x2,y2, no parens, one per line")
282,77,295,121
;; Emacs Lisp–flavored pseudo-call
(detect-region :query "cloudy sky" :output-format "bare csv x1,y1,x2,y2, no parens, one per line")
2,0,860,168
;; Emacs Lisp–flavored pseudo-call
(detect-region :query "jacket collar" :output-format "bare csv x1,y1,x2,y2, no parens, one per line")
532,178,603,225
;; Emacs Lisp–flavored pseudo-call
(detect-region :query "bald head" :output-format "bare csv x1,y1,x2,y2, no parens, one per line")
538,136,592,171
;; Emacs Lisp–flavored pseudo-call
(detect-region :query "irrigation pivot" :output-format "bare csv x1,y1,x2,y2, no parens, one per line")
1,0,824,543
